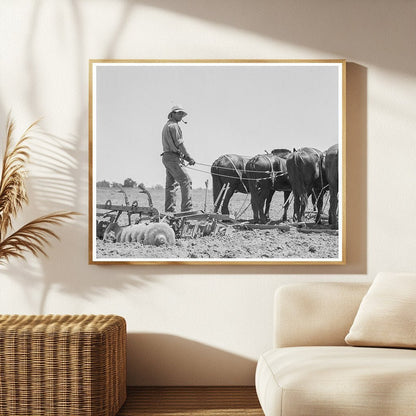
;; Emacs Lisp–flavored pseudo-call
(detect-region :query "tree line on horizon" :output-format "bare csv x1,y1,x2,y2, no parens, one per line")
97,178,136,188
96,179,208,191
96,178,165,189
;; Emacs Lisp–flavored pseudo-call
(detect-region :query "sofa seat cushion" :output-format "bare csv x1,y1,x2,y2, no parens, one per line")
256,346,416,416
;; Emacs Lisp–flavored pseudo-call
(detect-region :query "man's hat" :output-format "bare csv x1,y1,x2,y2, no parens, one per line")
168,105,187,118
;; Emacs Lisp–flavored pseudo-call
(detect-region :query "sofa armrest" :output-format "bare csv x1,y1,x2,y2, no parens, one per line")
274,282,370,348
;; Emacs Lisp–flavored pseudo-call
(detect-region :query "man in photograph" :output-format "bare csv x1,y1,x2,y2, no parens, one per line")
161,105,195,213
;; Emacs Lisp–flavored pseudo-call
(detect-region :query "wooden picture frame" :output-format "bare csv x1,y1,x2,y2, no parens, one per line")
89,59,346,265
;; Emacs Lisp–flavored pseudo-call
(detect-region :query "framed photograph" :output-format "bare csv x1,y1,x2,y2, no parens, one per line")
89,59,345,265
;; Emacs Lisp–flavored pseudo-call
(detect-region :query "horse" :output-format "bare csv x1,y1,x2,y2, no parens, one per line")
286,147,327,223
323,144,339,228
211,154,251,214
246,149,292,223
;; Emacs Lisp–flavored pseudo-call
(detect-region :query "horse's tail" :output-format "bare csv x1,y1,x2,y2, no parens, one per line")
211,158,224,213
320,151,328,188
245,157,258,193
289,150,307,205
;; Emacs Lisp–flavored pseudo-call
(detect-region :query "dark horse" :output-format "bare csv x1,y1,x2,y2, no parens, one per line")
211,154,251,214
246,149,292,223
286,147,327,223
323,144,339,228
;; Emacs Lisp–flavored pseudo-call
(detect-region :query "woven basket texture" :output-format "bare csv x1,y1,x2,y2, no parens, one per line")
0,314,126,416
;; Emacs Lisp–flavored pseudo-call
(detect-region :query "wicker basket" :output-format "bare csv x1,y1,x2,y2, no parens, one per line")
0,314,126,416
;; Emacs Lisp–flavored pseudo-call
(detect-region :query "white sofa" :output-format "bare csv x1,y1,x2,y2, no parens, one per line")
255,281,416,416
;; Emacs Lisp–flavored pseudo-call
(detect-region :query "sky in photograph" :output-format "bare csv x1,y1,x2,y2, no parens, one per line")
94,62,341,188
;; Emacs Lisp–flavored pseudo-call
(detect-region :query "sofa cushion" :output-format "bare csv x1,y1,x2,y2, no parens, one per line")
345,272,416,348
256,346,416,416
274,282,370,348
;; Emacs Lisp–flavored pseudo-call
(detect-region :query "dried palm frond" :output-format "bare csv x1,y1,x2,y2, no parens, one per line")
0,115,79,264
0,211,78,264
0,117,37,238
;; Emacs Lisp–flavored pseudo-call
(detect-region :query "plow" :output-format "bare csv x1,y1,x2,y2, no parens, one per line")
96,183,159,239
96,182,337,243
96,183,236,241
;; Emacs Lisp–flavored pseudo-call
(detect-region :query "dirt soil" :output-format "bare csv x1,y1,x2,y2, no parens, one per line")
95,187,339,260
95,226,338,260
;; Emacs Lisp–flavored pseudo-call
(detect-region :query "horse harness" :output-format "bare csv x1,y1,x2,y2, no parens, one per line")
187,155,285,186
261,154,276,188
258,154,287,188
224,155,249,193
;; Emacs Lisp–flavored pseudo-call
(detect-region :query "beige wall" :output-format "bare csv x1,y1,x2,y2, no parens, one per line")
0,0,415,385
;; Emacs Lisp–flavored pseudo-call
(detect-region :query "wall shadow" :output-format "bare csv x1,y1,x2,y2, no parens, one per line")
136,0,415,76
132,62,368,275
0,124,152,313
127,333,257,386
344,63,368,274
1,2,369,292
0,2,157,314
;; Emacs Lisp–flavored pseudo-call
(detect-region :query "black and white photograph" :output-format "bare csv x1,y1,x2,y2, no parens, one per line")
89,60,345,264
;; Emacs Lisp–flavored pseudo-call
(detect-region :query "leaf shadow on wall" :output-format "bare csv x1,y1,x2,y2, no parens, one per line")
0,2,369,302
136,0,415,76
0,1,158,314
0,129,151,314
126,333,257,386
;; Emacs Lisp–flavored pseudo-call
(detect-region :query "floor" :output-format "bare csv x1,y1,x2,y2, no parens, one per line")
117,386,264,416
